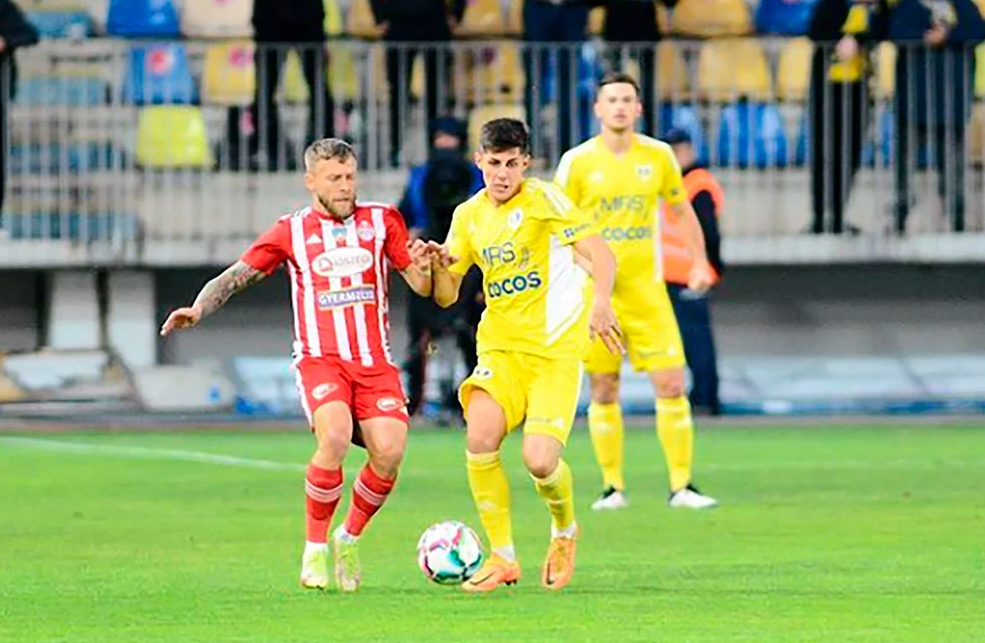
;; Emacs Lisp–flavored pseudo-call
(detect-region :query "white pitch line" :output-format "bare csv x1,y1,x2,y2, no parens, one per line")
0,437,306,473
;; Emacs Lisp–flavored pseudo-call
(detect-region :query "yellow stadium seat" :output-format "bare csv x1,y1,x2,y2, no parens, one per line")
279,50,311,103
656,5,671,35
777,37,813,103
507,0,523,36
873,42,896,100
465,43,524,105
469,103,525,151
324,0,343,36
202,40,255,105
346,0,378,38
968,102,985,164
589,7,605,36
697,38,772,102
136,106,214,169
669,0,752,37
459,0,505,36
975,43,985,98
328,43,359,102
656,40,689,100
181,0,253,38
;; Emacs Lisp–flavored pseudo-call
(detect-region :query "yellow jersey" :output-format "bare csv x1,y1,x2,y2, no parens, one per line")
445,178,595,360
554,134,687,295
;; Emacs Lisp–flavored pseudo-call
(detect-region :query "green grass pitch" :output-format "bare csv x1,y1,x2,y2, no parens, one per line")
1,423,983,642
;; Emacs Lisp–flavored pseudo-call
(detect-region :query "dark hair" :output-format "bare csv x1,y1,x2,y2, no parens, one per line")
478,118,530,154
304,138,356,170
597,72,641,98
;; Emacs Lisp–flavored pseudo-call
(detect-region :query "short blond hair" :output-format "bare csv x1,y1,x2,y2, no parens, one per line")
303,138,356,171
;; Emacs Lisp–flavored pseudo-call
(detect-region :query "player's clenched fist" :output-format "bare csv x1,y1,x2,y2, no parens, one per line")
687,259,715,294
406,239,432,272
424,240,458,268
588,298,624,355
160,305,203,336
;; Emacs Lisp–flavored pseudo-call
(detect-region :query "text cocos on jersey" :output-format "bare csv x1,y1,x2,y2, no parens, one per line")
597,193,653,243
480,240,542,300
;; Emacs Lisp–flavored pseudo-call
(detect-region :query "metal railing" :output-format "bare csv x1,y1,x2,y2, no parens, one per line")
1,37,984,267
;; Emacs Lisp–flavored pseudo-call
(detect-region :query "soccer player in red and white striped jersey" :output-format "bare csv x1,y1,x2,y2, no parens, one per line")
160,139,433,593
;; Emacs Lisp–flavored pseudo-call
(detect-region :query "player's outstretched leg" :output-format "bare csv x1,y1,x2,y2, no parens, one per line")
523,433,579,591
653,369,717,509
333,416,407,593
301,402,352,590
460,391,520,593
587,372,629,511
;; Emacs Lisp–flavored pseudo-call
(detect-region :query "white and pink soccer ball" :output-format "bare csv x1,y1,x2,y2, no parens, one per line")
417,520,485,585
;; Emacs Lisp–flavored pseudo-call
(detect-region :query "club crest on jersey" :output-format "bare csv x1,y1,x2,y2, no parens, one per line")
376,397,405,412
311,382,337,400
317,286,376,309
636,164,653,180
330,224,348,245
507,209,523,230
357,220,376,242
311,247,374,278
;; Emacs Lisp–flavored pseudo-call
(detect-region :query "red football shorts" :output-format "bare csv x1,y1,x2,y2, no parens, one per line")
294,355,409,429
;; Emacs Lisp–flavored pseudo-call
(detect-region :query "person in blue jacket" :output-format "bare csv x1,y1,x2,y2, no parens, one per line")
890,0,985,233
398,118,484,420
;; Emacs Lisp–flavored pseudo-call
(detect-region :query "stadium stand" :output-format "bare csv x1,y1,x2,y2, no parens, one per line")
716,101,789,169
345,0,377,39
122,43,198,106
670,0,753,38
754,0,819,36
105,0,180,38
776,37,812,103
25,8,91,39
697,38,773,102
201,40,256,105
459,0,505,37
180,0,253,39
135,106,214,168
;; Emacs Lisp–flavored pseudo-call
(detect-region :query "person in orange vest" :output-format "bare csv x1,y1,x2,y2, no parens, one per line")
661,128,724,416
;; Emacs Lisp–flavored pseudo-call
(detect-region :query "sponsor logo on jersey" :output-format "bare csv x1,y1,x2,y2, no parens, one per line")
601,226,654,242
563,222,591,240
317,286,376,309
599,194,647,213
472,366,494,380
311,382,338,400
376,397,405,412
311,247,374,278
357,220,376,242
486,271,542,299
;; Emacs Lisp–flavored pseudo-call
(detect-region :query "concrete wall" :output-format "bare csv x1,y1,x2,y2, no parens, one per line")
2,265,983,362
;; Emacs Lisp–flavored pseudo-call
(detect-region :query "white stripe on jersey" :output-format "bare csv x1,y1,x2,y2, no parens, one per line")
291,211,321,357
286,210,307,359
370,208,393,364
345,218,374,367
321,220,353,361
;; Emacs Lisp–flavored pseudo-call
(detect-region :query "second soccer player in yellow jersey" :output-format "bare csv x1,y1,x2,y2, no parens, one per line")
427,118,621,593
554,72,719,511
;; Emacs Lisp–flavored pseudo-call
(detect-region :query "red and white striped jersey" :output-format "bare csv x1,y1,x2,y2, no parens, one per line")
241,203,412,365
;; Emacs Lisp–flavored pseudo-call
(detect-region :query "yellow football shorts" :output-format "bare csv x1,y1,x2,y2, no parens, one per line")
584,281,686,374
458,350,583,445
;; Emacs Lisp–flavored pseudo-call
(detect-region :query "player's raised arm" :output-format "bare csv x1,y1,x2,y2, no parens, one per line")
159,260,268,336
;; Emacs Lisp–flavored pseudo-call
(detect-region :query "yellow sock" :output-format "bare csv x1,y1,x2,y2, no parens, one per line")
466,450,513,552
656,396,695,492
588,402,625,491
531,459,576,535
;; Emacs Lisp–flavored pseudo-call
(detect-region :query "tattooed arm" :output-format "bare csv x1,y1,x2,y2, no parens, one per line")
160,261,267,336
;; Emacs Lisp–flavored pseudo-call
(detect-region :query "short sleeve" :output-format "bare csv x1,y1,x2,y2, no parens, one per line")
553,149,581,206
536,182,595,246
240,218,291,275
384,209,412,271
444,205,475,276
660,148,689,207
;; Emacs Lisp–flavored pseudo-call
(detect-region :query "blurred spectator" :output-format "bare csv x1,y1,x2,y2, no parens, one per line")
890,0,985,233
808,0,889,235
371,0,465,168
661,128,724,415
245,0,334,170
523,0,589,156
592,0,679,136
398,118,483,419
0,0,39,212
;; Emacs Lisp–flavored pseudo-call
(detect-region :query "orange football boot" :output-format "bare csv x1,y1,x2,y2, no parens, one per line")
461,554,521,593
541,525,580,591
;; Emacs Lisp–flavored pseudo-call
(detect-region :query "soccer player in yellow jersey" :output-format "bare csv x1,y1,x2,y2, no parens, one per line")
426,118,621,593
554,72,719,511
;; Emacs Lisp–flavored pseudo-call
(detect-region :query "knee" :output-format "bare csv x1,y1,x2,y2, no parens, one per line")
654,369,686,399
369,439,405,479
522,443,560,480
465,392,507,454
466,429,503,455
590,374,620,405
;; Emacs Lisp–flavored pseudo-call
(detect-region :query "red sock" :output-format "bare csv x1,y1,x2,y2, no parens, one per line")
305,465,343,544
343,465,396,537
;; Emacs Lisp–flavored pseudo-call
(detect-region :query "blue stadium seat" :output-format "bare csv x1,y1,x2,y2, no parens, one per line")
716,102,789,169
755,0,819,36
794,111,809,167
861,109,930,169
0,214,138,242
658,103,710,166
106,0,180,37
7,142,119,175
16,76,108,107
26,10,91,38
122,44,198,105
